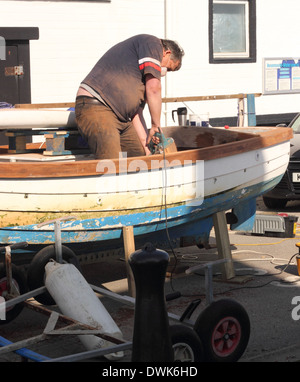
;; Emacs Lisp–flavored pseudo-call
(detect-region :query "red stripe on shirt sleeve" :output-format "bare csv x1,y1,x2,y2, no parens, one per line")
139,62,161,72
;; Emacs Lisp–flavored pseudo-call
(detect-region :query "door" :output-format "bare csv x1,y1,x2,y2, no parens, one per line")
0,45,19,104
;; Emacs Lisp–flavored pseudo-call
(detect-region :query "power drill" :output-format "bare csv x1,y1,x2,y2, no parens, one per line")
148,131,175,154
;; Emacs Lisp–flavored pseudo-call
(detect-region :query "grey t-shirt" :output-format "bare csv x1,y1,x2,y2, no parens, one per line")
82,34,163,122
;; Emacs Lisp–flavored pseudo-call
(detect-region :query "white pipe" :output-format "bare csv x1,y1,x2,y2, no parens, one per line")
45,261,124,360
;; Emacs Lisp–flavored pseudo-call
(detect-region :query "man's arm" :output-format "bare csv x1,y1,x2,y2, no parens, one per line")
144,73,162,145
132,74,162,155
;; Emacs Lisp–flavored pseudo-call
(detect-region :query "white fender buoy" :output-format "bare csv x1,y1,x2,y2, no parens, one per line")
45,261,124,360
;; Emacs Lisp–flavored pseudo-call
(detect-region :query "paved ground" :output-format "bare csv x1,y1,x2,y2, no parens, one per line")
1,196,300,363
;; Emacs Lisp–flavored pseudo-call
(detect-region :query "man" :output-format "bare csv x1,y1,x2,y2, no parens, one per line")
75,34,184,159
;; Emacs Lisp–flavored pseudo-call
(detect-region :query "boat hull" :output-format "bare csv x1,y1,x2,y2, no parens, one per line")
0,174,286,253
0,126,292,254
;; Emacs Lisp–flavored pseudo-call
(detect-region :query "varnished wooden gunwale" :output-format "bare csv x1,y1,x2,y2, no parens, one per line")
0,127,292,179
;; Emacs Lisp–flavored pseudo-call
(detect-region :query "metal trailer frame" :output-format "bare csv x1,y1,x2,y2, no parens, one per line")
0,280,196,362
0,217,229,362
0,294,133,362
0,254,226,362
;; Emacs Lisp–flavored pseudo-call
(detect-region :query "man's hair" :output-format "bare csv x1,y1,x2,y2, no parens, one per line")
160,39,185,70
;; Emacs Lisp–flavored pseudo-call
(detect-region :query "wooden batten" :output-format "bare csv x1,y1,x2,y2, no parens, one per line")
13,94,262,110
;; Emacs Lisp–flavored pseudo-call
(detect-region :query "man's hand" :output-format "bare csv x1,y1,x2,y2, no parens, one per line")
146,126,160,147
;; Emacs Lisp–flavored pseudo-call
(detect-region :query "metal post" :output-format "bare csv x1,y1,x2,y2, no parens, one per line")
247,93,256,127
205,265,214,305
4,246,12,295
122,226,136,297
37,216,76,264
54,221,63,264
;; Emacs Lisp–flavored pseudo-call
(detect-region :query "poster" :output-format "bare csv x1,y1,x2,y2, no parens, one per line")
263,58,300,94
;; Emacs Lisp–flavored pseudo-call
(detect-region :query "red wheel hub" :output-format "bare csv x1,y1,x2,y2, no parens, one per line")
211,316,241,357
0,277,9,296
0,277,19,311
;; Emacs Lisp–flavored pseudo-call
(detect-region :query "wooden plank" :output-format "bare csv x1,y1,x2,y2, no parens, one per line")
122,226,136,297
14,94,262,110
7,135,27,153
163,94,262,103
213,211,235,280
164,142,177,153
14,102,74,109
163,138,177,153
238,98,244,127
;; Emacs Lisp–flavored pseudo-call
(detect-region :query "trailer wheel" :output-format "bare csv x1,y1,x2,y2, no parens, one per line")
27,245,80,305
0,264,27,324
170,324,204,362
194,299,250,362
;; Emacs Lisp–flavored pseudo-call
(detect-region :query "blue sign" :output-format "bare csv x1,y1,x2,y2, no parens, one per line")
263,58,300,94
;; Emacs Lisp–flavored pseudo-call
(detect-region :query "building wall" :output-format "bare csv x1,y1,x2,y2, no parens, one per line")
0,0,165,103
1,0,300,127
164,0,300,125
255,0,300,118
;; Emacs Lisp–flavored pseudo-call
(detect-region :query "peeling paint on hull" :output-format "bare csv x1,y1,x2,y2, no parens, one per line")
0,175,282,251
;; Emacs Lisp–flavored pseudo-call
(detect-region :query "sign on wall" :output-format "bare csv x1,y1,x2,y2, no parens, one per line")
263,57,300,95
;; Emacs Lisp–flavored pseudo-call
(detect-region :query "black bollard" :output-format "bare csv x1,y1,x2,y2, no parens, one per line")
129,242,174,362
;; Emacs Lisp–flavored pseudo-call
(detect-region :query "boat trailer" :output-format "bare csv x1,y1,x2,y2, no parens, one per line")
0,216,251,362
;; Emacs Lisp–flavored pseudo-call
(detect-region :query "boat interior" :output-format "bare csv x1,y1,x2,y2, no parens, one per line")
0,125,261,163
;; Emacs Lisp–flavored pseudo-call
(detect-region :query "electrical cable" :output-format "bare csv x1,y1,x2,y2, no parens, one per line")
169,236,300,299
182,250,300,300
157,127,180,296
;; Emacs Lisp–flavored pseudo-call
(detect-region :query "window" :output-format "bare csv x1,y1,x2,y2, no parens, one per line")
209,0,256,64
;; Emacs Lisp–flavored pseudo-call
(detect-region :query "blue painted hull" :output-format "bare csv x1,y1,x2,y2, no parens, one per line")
0,175,281,254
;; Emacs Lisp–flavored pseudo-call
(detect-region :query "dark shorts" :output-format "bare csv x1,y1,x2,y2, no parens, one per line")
75,96,145,160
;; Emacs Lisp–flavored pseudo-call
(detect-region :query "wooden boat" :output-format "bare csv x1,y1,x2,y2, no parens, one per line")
0,112,293,254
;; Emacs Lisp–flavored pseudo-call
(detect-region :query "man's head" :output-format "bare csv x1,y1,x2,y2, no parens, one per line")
160,39,184,72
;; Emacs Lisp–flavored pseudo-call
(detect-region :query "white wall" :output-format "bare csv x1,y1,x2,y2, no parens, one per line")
255,0,300,117
164,0,300,123
0,0,165,103
1,0,300,127
164,0,300,124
